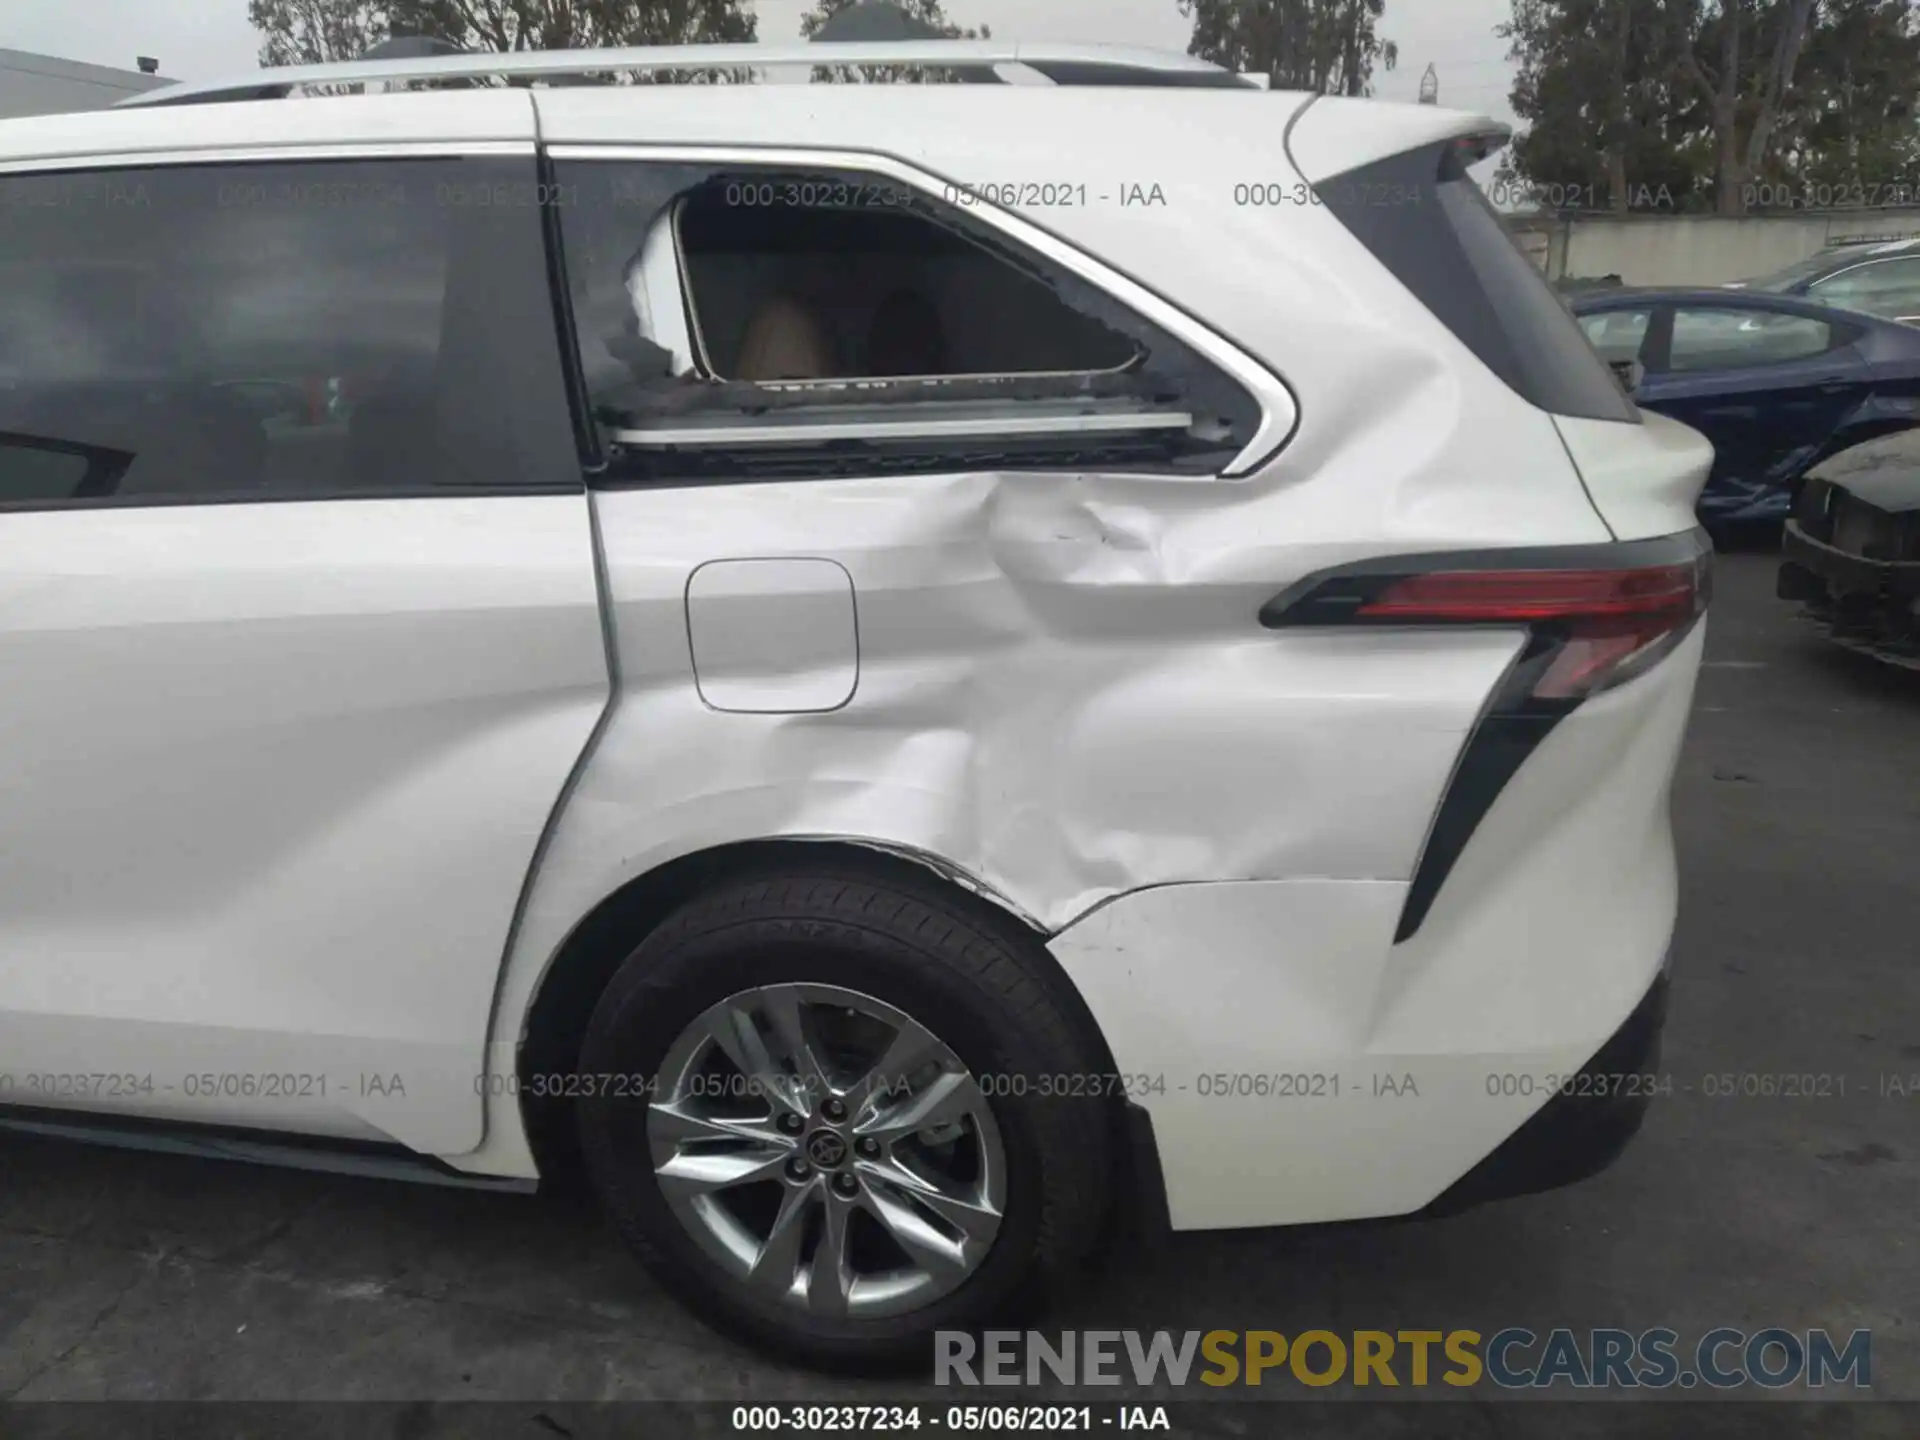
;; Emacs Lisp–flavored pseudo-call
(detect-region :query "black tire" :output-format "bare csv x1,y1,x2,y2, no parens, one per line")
574,868,1116,1371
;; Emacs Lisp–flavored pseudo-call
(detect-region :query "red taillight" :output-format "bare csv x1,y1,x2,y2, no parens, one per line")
1356,562,1706,699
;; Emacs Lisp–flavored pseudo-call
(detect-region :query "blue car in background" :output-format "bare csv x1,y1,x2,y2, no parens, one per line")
1724,234,1920,325
1568,288,1920,524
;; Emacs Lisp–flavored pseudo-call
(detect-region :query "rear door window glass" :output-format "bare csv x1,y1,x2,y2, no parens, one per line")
1667,309,1841,372
1578,309,1652,364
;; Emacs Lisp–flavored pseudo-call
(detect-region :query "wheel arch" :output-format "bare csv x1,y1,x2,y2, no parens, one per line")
511,836,1124,1190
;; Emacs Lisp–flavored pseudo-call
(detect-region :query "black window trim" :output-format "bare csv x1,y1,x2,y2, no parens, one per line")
0,142,587,511
1308,137,1641,425
544,142,1299,480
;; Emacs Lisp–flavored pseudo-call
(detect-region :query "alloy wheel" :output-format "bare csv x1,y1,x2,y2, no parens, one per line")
646,981,1006,1319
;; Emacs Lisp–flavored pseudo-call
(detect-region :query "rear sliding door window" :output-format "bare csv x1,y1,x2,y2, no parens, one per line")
1313,141,1638,424
551,159,1263,480
0,155,574,507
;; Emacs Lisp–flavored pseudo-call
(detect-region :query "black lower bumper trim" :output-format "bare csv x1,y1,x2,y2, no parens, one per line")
1422,970,1670,1216
1781,520,1920,600
1780,523,1920,665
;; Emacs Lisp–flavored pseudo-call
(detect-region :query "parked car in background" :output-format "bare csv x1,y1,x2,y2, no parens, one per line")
1779,429,1920,668
1726,235,1920,326
1570,287,1920,524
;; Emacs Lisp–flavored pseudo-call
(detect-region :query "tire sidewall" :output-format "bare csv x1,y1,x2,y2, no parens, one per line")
577,909,1086,1358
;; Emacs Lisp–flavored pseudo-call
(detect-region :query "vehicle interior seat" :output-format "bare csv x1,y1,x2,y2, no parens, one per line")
734,295,837,381
865,287,951,377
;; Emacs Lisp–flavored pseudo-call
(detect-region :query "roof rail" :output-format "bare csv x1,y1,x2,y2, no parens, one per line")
118,40,1255,107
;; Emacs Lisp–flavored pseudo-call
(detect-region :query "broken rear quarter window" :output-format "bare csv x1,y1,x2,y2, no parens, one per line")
551,158,1265,480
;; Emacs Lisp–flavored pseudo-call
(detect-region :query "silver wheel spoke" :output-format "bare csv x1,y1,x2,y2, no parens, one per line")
703,1001,809,1117
762,985,831,1107
860,1184,973,1276
857,1068,978,1143
849,1017,944,1114
862,1157,1001,1244
746,1182,815,1297
649,1101,790,1151
807,1194,855,1316
655,1143,791,1197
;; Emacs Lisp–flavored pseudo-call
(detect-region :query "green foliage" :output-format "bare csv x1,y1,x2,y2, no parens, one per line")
798,0,989,83
1178,0,1398,96
1502,0,1920,214
248,0,757,80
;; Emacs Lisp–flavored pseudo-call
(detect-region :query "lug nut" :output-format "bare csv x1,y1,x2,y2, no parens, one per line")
857,1136,880,1157
822,1097,847,1122
786,1157,809,1181
778,1112,804,1135
833,1172,859,1197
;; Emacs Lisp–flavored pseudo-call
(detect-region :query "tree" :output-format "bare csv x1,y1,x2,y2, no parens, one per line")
1669,0,1821,213
249,0,386,66
1501,0,1706,212
249,0,756,74
1179,0,1399,95
1781,0,1920,193
798,0,990,83
1501,0,1920,214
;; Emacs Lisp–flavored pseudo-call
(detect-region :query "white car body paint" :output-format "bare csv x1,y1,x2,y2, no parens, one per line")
1051,622,1701,1228
1282,95,1510,183
1555,410,1717,541
0,499,607,1153
686,558,860,713
0,77,1712,1239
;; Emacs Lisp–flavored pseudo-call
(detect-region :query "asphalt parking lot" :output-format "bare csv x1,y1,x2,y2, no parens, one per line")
0,549,1915,1434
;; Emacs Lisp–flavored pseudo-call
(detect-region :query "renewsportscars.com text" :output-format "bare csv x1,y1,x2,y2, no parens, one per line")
935,1328,1871,1390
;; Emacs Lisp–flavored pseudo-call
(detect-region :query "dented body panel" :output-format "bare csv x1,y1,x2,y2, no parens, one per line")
455,87,1682,1200
0,72,1702,1236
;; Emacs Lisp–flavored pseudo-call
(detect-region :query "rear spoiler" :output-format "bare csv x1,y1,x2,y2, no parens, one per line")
1284,95,1510,185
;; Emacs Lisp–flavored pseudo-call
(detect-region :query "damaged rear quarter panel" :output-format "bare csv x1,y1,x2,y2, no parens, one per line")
490,468,1524,987
469,101,1619,1168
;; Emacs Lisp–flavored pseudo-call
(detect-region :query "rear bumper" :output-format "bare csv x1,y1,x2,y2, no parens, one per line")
1048,624,1699,1232
1423,967,1669,1215
1779,520,1920,666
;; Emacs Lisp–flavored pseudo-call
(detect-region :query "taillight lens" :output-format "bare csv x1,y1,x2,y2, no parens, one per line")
1355,558,1709,700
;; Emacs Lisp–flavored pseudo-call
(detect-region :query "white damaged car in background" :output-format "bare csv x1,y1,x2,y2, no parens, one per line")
0,39,1711,1369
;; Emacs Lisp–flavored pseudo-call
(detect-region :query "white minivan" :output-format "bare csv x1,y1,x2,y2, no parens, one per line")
0,40,1711,1368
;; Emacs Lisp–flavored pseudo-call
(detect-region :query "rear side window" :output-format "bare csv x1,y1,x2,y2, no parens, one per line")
551,159,1265,480
1314,141,1638,424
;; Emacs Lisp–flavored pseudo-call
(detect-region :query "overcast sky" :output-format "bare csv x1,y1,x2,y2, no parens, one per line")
5,0,1519,125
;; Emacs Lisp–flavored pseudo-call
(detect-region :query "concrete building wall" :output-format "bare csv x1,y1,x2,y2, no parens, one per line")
1507,208,1920,288
0,50,172,120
